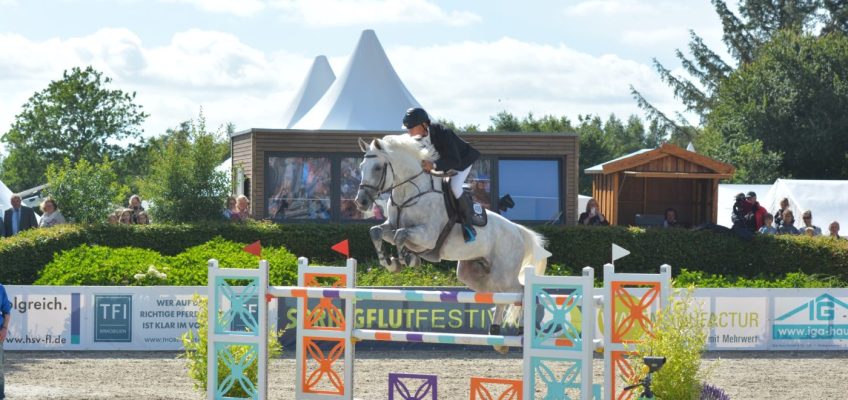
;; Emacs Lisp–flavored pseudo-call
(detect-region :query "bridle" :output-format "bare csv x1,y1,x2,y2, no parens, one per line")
358,153,442,220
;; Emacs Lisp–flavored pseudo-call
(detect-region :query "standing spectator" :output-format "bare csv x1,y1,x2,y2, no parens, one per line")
222,196,237,221
829,221,843,239
663,208,683,228
758,214,777,234
777,210,800,235
773,197,790,228
578,198,609,226
38,197,66,228
4,194,38,237
136,212,150,225
0,282,10,399
799,210,822,236
128,194,145,224
745,191,768,230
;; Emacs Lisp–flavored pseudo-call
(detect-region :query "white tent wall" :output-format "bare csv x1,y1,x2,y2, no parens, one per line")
0,179,11,211
718,180,848,231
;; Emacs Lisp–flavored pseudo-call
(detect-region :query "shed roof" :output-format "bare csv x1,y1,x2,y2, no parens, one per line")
585,143,735,177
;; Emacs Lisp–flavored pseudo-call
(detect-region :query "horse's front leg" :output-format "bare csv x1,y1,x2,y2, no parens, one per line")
370,223,402,272
394,224,436,268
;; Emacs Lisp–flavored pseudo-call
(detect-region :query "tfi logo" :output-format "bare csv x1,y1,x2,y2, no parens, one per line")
773,294,848,340
94,295,133,342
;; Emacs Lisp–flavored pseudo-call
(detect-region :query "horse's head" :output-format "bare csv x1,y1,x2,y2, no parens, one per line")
354,135,432,212
355,137,391,212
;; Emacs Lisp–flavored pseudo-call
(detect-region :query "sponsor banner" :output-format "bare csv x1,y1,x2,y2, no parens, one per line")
6,286,207,350
771,289,848,350
695,289,768,350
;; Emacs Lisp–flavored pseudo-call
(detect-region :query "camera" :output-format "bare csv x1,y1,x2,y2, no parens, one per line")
644,356,666,373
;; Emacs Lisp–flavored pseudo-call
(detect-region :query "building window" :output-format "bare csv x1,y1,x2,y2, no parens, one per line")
497,159,560,221
340,157,388,220
468,158,494,210
266,156,331,220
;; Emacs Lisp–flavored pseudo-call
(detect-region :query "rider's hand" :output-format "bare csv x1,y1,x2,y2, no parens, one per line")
421,160,434,172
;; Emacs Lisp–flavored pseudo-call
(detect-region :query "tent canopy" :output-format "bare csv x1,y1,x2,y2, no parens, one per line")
0,179,11,211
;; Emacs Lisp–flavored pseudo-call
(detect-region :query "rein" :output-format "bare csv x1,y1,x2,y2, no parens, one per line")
358,153,443,223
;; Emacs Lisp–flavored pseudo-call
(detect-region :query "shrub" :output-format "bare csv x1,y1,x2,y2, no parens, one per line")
35,245,167,286
166,237,298,286
181,295,283,397
627,288,713,400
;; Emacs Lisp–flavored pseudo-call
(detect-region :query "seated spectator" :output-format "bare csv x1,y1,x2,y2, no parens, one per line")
777,210,800,235
107,213,119,225
4,194,38,237
803,227,816,237
799,210,822,236
829,221,843,239
758,214,777,235
128,194,145,224
136,211,150,225
663,208,683,228
231,195,252,222
773,197,790,228
118,208,134,225
222,196,237,221
578,198,609,226
38,197,67,228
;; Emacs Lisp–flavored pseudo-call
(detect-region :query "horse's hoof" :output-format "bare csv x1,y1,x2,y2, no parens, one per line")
489,324,501,335
493,345,509,355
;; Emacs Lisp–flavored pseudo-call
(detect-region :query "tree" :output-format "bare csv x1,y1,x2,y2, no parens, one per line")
1,66,148,191
140,114,229,223
44,158,129,223
706,30,848,179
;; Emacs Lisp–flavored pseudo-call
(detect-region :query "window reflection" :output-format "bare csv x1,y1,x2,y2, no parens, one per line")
267,157,331,220
341,157,388,221
498,160,560,221
468,159,493,210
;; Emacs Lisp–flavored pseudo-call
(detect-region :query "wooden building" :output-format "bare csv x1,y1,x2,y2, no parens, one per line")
585,143,735,227
230,129,579,225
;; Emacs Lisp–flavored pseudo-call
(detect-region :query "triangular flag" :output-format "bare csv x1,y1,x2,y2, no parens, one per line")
331,239,350,258
612,243,630,263
243,240,262,257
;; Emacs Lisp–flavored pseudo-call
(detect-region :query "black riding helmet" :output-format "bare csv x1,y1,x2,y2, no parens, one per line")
402,107,430,129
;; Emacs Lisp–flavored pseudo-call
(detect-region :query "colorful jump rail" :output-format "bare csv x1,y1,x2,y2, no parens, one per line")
206,257,670,400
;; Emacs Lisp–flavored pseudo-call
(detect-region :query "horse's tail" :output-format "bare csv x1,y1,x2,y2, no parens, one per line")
503,226,553,328
517,225,552,285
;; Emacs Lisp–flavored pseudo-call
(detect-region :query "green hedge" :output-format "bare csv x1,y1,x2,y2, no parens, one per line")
2,222,846,285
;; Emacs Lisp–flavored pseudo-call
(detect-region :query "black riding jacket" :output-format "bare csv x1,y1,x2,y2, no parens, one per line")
428,124,480,171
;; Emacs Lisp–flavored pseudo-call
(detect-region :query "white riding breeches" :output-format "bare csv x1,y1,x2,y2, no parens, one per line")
451,165,472,199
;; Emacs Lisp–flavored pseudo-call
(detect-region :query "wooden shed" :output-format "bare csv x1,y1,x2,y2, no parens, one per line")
585,143,735,227
231,129,579,225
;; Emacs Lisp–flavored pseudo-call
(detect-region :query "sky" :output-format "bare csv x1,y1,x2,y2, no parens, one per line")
0,0,736,153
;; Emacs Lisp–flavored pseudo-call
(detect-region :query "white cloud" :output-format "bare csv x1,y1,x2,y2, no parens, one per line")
388,38,684,127
0,28,312,149
564,0,658,17
161,0,266,17
270,0,480,27
621,27,688,47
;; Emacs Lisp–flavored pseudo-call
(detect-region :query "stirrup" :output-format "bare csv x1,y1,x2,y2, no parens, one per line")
463,225,476,243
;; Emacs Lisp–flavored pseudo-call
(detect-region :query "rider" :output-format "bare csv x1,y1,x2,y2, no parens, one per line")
402,107,480,243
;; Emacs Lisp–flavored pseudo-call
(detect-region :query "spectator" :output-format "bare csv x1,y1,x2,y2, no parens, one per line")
118,208,134,225
372,204,385,220
107,213,119,225
136,211,150,225
38,197,66,228
829,221,843,240
0,281,11,399
231,195,252,222
758,214,777,235
663,208,683,228
127,194,145,224
745,191,768,231
578,198,609,226
799,210,822,236
777,210,800,235
774,197,790,228
4,194,38,237
730,193,755,240
803,227,816,237
222,196,237,221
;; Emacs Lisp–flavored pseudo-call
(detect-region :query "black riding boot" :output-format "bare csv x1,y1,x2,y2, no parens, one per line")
457,192,477,243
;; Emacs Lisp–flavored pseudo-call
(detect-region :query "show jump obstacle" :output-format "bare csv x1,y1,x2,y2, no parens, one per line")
206,258,670,400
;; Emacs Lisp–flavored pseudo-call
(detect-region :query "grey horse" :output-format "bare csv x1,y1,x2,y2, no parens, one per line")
354,134,552,352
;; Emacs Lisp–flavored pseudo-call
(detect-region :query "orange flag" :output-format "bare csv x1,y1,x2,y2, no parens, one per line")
331,239,350,258
243,240,262,257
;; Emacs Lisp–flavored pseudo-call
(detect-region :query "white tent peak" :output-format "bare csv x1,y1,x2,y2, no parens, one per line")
293,29,421,131
281,55,336,128
686,141,696,152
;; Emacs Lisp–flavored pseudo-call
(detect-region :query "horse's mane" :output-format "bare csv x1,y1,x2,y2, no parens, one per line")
377,134,436,162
